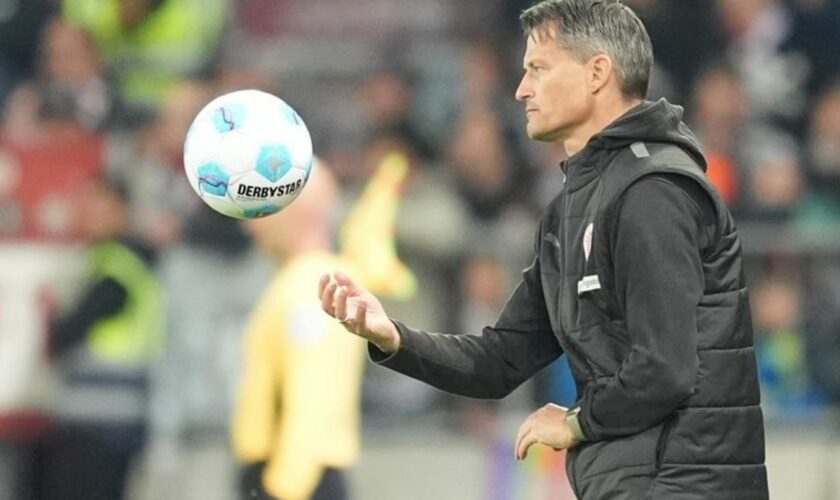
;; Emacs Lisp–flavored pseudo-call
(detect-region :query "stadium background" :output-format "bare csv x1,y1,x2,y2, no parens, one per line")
1,0,840,498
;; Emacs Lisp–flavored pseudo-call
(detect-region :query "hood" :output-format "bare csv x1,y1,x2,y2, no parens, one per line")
587,98,707,171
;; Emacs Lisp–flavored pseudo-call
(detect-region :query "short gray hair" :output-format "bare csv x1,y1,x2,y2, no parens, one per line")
520,0,653,99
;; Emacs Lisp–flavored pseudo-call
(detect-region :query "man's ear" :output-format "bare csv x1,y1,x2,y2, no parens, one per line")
588,54,614,95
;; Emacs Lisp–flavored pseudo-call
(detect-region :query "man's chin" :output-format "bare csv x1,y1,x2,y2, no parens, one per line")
527,121,569,142
528,127,560,142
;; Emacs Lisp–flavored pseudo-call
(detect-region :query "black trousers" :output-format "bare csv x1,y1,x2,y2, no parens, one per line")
42,422,146,500
239,462,348,500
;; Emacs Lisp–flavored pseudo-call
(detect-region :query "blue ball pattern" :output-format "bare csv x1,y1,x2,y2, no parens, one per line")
244,204,282,218
197,163,230,196
212,103,246,133
255,144,292,183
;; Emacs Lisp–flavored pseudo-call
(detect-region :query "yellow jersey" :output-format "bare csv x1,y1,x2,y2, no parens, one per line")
232,251,366,500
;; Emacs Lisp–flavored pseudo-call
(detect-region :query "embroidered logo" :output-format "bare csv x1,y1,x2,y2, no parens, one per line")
583,223,594,262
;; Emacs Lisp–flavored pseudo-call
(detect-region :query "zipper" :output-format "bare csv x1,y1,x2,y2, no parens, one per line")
557,189,598,380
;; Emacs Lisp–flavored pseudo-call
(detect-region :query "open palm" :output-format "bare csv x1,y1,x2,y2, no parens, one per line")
318,271,400,353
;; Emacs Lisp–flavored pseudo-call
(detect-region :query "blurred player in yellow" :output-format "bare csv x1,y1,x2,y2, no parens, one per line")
232,155,414,500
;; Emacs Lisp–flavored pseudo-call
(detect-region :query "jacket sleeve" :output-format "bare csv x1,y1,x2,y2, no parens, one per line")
370,225,562,399
50,277,128,355
578,175,714,441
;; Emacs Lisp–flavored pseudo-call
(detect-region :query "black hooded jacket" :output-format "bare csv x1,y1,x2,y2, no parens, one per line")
372,99,768,499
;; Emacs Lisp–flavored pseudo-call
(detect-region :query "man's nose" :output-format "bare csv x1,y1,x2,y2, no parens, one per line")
515,76,532,102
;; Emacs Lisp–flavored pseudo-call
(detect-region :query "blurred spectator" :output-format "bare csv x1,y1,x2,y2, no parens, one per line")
0,263,56,499
797,82,840,230
359,70,413,132
0,127,105,241
752,275,826,421
459,40,512,113
629,0,729,102
798,83,840,415
3,18,116,146
356,120,431,190
803,257,840,410
460,38,535,157
715,0,811,125
0,0,56,110
786,0,840,103
131,80,211,246
63,0,229,120
353,69,435,180
234,0,293,39
447,107,531,222
448,39,539,220
45,175,163,500
690,64,804,219
214,67,281,98
459,255,508,335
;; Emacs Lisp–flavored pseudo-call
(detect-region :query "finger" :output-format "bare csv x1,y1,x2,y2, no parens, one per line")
516,429,537,460
320,280,338,317
517,432,537,460
318,274,331,298
515,427,530,460
353,300,367,330
333,271,362,294
334,286,349,324
514,421,531,459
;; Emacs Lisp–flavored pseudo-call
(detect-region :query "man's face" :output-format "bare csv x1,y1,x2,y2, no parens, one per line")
244,211,291,258
75,181,127,243
515,32,593,142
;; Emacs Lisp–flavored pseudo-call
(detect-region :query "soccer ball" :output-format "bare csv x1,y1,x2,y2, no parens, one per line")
183,90,313,219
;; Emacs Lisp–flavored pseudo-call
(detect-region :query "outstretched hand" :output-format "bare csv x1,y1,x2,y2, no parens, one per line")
318,271,401,353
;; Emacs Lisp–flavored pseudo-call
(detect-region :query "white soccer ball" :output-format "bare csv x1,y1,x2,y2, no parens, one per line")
183,90,313,219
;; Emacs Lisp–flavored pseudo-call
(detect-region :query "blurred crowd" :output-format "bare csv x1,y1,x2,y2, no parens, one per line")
2,0,840,498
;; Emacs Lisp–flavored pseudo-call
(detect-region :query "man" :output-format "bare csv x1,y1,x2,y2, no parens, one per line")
233,157,414,500
318,0,768,498
62,0,227,113
47,176,163,500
